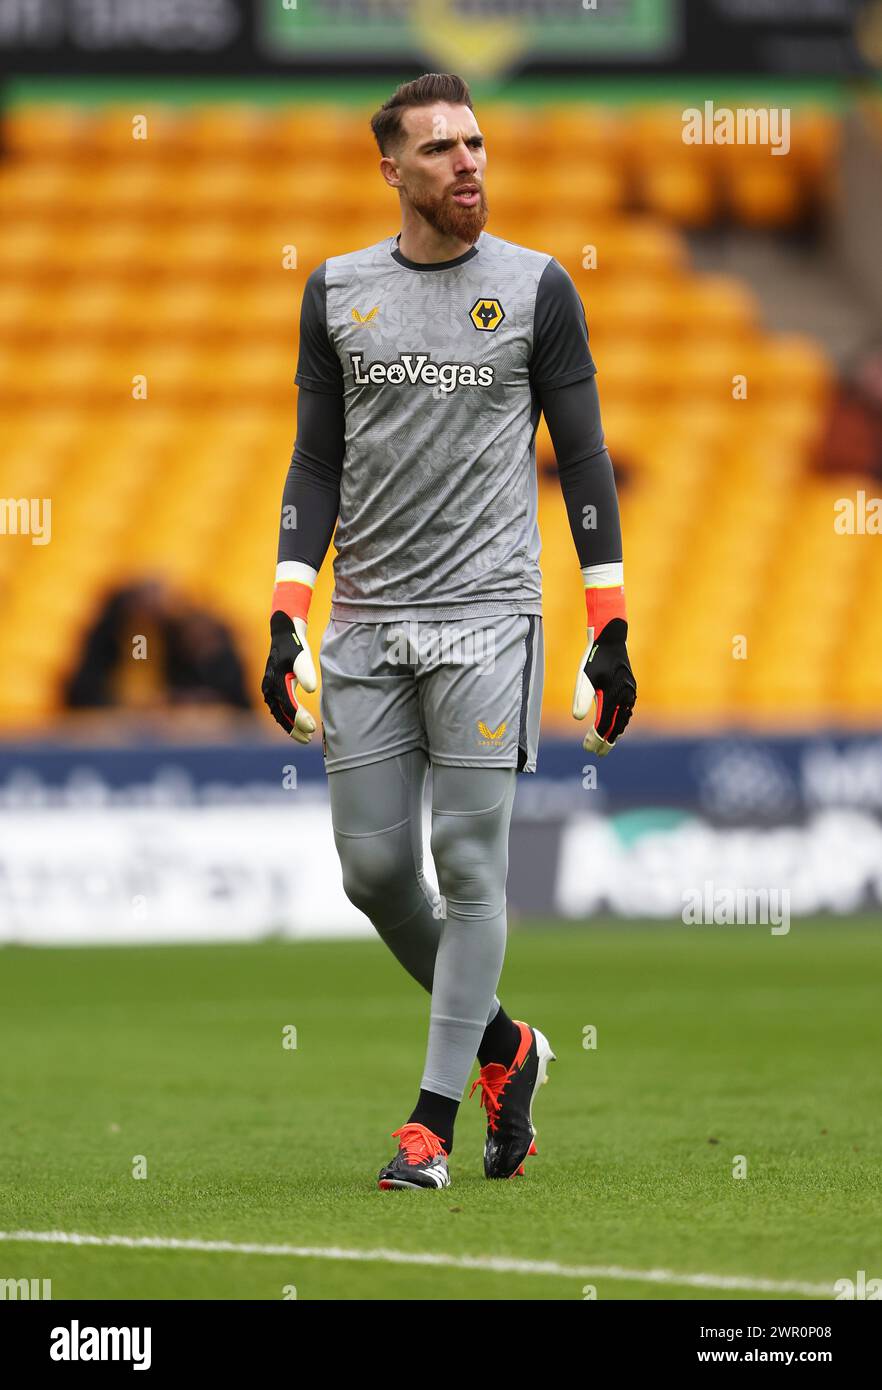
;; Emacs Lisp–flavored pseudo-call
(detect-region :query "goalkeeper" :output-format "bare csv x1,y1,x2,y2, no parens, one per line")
262,73,636,1191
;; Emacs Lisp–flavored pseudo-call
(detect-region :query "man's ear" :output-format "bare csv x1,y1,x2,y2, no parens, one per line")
380,156,402,190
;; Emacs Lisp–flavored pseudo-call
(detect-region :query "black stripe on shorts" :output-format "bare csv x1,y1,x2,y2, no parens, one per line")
516,616,536,773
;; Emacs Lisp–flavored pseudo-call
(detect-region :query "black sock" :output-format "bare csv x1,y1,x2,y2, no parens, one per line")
477,1004,522,1070
407,1089,459,1156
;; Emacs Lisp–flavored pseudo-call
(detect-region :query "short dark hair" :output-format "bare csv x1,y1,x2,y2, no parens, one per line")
370,72,474,156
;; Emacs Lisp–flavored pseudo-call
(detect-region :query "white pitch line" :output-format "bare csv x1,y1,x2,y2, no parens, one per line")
0,1230,831,1297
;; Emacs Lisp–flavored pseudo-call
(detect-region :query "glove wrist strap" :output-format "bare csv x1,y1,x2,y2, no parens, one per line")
272,561,316,624
272,581,312,623
585,583,626,636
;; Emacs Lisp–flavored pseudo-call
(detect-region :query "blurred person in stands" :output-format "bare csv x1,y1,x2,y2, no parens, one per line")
64,579,249,712
820,338,882,477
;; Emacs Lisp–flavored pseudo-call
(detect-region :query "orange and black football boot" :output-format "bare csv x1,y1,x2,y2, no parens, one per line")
470,1021,555,1179
377,1122,451,1190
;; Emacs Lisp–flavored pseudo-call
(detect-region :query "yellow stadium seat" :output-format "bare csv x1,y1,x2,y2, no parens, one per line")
3,106,88,156
727,163,805,228
636,160,718,227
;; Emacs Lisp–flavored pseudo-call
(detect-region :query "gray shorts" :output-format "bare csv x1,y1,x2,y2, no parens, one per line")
318,614,544,774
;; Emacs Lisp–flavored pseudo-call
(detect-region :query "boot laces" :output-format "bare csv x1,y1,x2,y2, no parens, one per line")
391,1123,445,1165
469,1063,510,1133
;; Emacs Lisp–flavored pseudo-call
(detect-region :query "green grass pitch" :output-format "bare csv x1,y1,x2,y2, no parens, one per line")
1,919,880,1301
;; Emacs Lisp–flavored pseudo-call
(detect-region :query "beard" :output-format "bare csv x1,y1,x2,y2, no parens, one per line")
406,180,489,244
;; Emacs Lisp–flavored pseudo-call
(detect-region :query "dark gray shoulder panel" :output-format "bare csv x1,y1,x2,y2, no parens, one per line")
295,262,344,395
529,258,596,390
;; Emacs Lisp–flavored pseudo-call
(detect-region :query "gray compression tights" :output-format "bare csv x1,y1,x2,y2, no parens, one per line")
327,748,517,1102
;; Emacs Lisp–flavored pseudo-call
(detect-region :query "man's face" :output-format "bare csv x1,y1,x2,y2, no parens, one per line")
388,101,488,242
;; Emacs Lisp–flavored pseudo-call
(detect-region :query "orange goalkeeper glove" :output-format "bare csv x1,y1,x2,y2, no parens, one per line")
573,564,636,756
261,563,318,744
